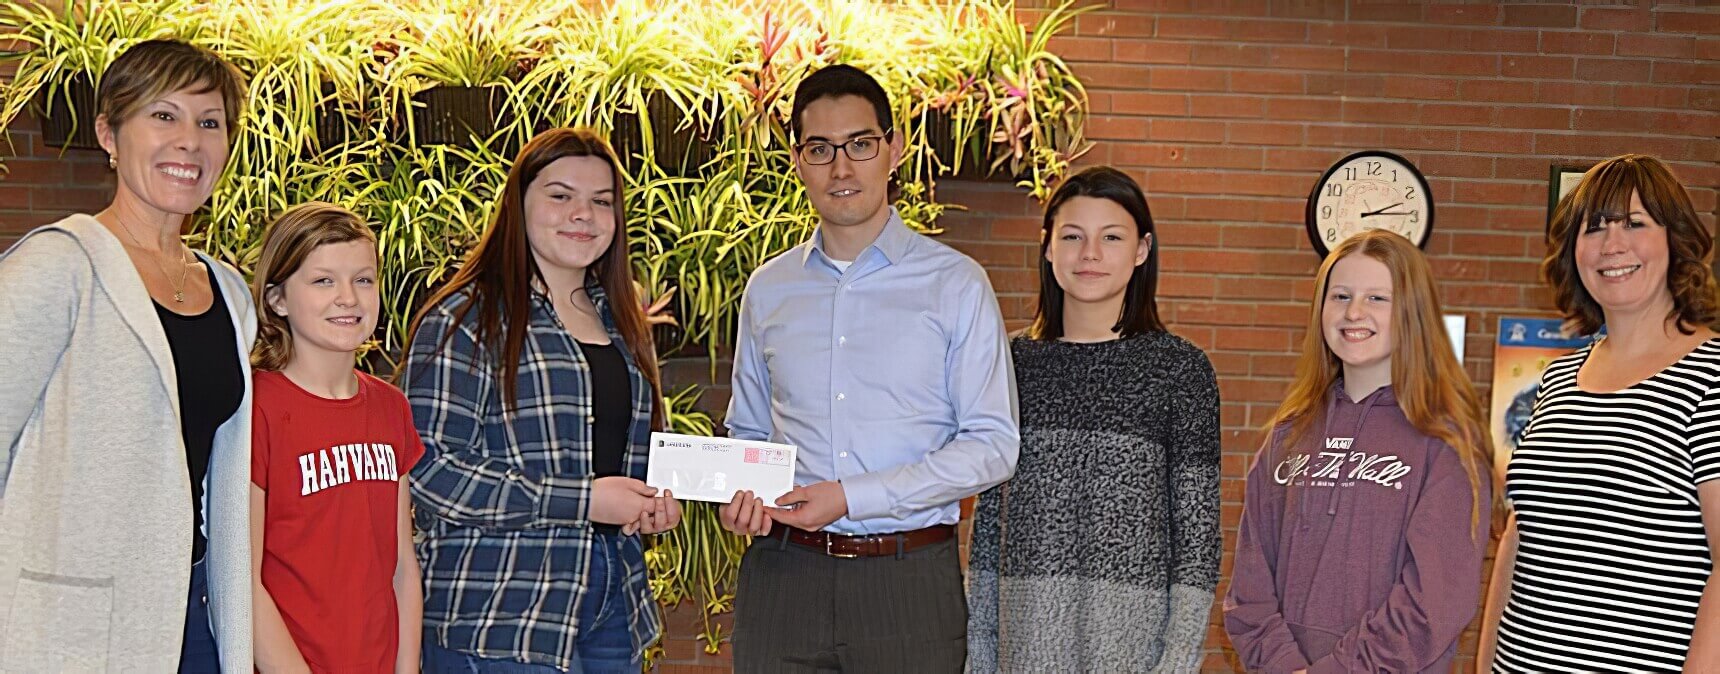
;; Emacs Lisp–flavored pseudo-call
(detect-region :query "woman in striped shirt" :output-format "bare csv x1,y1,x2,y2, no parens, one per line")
1478,154,1720,672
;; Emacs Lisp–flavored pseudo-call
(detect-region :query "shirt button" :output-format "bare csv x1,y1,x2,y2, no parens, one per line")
839,336,846,347
587,415,596,424
836,393,846,401
839,452,849,458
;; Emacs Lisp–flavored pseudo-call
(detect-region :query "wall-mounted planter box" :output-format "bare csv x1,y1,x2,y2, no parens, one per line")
410,85,501,147
921,109,1017,183
610,92,723,178
35,75,102,151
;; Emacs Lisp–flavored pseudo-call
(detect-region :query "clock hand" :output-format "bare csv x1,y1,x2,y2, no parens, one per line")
1360,202,1404,217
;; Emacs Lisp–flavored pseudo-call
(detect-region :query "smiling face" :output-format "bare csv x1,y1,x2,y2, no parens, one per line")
792,94,903,232
97,85,232,219
1575,189,1673,319
523,155,617,279
1322,252,1396,384
1047,196,1151,308
267,239,380,360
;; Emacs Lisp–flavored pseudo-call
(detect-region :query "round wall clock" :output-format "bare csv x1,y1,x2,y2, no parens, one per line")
1305,150,1435,258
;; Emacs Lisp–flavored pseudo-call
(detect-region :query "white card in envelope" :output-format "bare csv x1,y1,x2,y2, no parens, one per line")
646,432,798,504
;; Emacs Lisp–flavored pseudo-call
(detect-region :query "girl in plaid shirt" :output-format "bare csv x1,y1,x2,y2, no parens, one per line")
401,128,681,673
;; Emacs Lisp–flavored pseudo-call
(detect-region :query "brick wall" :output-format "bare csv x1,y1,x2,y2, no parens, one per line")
4,2,1717,672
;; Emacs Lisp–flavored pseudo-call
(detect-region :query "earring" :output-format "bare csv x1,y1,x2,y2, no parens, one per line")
107,155,116,170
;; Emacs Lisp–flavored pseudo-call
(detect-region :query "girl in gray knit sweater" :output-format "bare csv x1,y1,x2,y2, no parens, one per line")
968,167,1222,672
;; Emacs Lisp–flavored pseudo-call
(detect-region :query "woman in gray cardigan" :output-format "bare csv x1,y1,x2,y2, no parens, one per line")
0,40,253,672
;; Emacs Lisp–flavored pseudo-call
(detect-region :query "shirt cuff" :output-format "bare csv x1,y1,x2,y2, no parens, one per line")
840,472,892,522
539,474,592,526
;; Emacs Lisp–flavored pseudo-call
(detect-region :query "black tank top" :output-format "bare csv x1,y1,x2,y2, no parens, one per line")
154,265,244,564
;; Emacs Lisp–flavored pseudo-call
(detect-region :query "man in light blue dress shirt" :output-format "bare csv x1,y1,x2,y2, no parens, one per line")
719,65,1020,672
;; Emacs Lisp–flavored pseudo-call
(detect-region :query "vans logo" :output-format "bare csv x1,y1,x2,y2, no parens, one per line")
1325,437,1354,450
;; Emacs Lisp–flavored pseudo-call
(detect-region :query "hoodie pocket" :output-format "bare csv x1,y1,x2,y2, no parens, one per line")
2,569,113,672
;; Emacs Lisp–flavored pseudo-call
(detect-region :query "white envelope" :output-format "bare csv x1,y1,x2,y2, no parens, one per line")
646,432,797,504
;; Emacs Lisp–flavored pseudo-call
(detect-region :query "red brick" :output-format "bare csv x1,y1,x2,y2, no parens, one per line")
1149,67,1230,92
1460,79,1538,104
1221,224,1300,250
1085,116,1151,142
1457,180,1540,207
1496,106,1573,131
1069,63,1154,88
1045,36,1110,62
1113,92,1189,116
0,185,29,209
1488,259,1543,284
32,186,111,211
1228,19,1309,43
1421,103,1495,127
1307,23,1387,48
1443,282,1524,308
1536,81,1615,106
988,216,1043,242
1305,124,1385,148
1267,46,1347,71
1111,143,1189,168
1579,7,1652,32
1426,5,1500,26
1185,196,1261,222
1182,145,1265,170
945,241,1028,267
1158,272,1216,298
1189,94,1265,118
1502,5,1577,28
1074,12,1155,37
1694,88,1720,113
1227,121,1306,146
1656,11,1720,35
1266,97,1341,122
1177,301,1256,326
1306,73,1384,97
0,158,71,185
1539,31,1616,56
1113,40,1193,65
1149,118,1227,143
1382,76,1461,101
1576,58,1654,83
1191,43,1270,68
1572,108,1658,132
1608,84,1688,110
1342,100,1415,125
1700,38,1720,62
1419,153,1495,180
1471,29,1541,54
1501,54,1575,79
1616,34,1696,59
1266,147,1343,172
1156,16,1229,40
1458,130,1533,155
1350,3,1424,23
1229,70,1306,94
1449,233,1531,259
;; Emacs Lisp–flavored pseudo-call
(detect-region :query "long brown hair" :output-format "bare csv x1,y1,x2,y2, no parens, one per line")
251,202,377,372
1026,166,1164,340
1543,153,1717,336
1266,230,1492,537
404,128,663,428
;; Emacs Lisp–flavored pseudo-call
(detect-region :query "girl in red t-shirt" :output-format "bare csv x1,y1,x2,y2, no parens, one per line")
248,202,425,673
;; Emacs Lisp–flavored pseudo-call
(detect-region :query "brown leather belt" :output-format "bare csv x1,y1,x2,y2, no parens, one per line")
770,524,955,559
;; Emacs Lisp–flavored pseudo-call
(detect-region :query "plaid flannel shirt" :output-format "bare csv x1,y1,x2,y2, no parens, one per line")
403,284,659,669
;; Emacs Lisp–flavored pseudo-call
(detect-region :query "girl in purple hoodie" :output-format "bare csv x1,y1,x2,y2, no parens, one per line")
1224,230,1493,673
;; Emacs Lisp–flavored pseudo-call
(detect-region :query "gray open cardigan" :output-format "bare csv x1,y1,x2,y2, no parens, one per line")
0,214,254,671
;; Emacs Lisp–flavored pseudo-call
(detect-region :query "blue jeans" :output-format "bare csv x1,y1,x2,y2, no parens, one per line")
178,560,220,673
422,531,641,674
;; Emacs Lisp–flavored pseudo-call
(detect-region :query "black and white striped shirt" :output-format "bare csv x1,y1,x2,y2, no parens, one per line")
1496,338,1720,672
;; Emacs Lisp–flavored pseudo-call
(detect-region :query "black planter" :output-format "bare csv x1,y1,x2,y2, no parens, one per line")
609,92,722,177
36,75,102,151
922,108,1021,183
411,85,501,147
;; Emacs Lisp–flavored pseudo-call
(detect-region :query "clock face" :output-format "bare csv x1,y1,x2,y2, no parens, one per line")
1305,151,1435,258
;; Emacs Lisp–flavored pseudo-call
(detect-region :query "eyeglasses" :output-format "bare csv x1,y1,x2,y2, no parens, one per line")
795,130,892,165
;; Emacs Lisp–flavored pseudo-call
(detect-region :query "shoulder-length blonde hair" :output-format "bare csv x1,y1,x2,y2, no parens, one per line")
251,202,377,372
1265,230,1492,537
1543,154,1717,336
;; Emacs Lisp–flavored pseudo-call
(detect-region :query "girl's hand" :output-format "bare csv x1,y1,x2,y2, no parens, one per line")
591,476,657,526
635,490,683,535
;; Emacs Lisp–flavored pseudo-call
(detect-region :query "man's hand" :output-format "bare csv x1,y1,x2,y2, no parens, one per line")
767,480,848,531
720,490,773,536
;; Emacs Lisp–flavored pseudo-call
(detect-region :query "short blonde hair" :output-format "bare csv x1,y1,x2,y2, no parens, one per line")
251,202,377,372
97,39,247,144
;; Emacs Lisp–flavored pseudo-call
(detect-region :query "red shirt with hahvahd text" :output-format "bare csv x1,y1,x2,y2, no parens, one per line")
251,369,426,673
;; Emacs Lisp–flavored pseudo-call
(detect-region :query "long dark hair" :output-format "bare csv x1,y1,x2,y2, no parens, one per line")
404,127,663,428
1025,166,1164,340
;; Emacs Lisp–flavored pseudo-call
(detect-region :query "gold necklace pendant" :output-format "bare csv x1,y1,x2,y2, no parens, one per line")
174,290,185,303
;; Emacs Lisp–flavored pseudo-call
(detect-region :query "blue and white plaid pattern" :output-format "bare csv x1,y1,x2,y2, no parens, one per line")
403,284,659,670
